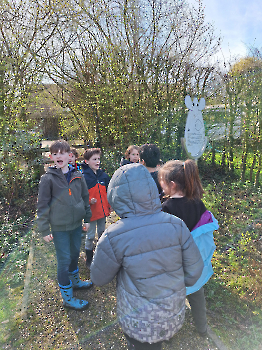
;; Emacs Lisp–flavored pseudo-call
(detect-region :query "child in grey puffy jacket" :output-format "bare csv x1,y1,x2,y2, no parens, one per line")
90,163,204,350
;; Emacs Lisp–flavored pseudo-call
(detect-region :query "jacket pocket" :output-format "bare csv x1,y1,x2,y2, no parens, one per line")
49,202,71,226
73,199,86,222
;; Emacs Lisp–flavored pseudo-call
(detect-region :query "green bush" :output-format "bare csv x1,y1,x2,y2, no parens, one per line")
0,129,41,204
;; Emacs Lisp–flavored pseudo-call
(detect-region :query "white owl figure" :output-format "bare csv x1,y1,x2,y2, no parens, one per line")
184,95,207,158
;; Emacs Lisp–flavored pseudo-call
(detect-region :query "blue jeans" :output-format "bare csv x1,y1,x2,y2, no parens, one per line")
85,217,106,250
52,226,82,286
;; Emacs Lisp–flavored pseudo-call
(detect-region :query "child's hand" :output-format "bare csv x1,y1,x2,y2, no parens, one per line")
43,234,53,242
82,223,90,232
90,198,97,205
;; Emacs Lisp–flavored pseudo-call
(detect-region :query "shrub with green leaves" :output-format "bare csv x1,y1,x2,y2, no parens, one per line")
0,128,41,204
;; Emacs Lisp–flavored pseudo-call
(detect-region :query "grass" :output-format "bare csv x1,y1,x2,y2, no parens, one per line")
202,176,262,304
198,154,262,349
0,230,32,346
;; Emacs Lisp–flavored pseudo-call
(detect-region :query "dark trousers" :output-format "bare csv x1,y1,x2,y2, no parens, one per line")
52,225,82,286
124,333,162,350
187,287,207,333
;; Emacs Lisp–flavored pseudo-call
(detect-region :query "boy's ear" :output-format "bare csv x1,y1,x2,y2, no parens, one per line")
84,159,88,164
50,154,53,161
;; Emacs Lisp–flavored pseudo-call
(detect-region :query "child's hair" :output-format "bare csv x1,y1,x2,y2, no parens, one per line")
70,147,79,158
139,144,160,168
84,148,101,161
125,145,139,160
158,159,204,200
49,139,70,154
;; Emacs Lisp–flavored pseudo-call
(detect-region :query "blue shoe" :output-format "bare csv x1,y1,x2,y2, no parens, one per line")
68,268,92,289
59,281,89,310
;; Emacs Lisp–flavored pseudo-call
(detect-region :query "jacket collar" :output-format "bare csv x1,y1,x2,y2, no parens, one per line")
81,162,102,176
46,166,80,180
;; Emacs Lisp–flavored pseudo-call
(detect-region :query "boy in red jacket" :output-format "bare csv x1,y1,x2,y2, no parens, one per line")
81,148,111,267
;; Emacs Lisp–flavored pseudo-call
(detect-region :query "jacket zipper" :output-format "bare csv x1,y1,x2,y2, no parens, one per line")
97,176,106,217
67,176,82,223
68,176,82,196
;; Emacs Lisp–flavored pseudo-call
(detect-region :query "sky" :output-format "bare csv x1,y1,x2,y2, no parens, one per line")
188,0,262,62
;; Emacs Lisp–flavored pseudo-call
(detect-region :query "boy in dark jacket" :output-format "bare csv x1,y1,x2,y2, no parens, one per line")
37,140,92,311
90,164,204,350
81,148,111,267
139,143,163,198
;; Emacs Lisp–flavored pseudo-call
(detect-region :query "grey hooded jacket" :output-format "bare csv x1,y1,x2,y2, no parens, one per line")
90,164,203,343
37,167,92,237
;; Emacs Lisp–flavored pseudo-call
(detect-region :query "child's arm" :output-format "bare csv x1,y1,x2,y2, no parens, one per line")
82,223,90,232
105,173,111,190
91,232,120,286
180,221,204,287
90,198,97,205
36,175,53,239
43,234,53,242
105,173,112,212
81,176,92,223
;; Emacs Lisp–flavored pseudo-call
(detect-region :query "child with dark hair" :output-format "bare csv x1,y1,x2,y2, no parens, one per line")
139,144,162,197
91,163,204,350
158,159,219,336
120,145,140,166
37,139,92,311
81,148,111,268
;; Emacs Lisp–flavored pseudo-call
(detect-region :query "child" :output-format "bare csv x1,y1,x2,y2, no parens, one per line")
139,143,163,198
90,164,204,350
81,148,111,268
69,147,81,170
120,145,140,166
158,159,219,336
36,139,92,311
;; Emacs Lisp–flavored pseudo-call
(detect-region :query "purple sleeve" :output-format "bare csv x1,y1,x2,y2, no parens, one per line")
192,210,213,231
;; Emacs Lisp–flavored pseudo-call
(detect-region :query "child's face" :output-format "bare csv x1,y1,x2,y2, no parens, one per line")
129,149,139,163
86,153,100,173
160,178,180,197
68,152,76,165
50,151,70,173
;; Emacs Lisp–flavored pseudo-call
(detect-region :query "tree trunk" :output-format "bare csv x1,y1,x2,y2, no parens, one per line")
241,142,248,182
211,140,216,166
255,153,261,187
250,153,257,182
221,139,226,170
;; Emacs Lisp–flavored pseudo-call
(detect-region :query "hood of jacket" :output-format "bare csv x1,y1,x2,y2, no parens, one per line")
80,162,103,176
46,166,78,179
81,162,92,172
107,163,161,218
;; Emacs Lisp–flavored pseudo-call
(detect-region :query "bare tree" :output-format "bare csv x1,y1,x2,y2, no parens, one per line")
0,0,61,201
32,0,221,157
